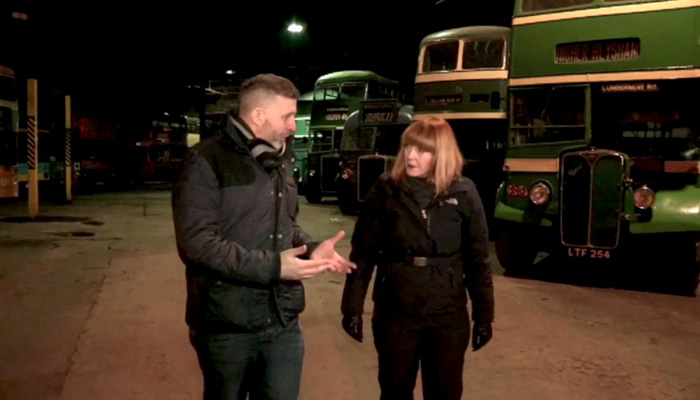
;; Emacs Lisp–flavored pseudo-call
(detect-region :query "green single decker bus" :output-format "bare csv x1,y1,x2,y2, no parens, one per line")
496,0,700,295
413,26,511,231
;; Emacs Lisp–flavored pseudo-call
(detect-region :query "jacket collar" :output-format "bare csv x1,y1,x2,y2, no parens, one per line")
394,176,471,235
226,114,287,159
224,114,252,154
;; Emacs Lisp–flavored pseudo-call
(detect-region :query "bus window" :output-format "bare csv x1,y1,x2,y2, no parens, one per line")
511,86,586,145
522,0,593,12
375,124,405,156
340,83,367,100
170,145,187,162
463,38,506,69
314,86,340,101
341,127,375,151
423,41,459,72
0,108,17,166
0,76,17,102
592,81,699,158
310,130,334,152
293,136,309,152
82,140,114,163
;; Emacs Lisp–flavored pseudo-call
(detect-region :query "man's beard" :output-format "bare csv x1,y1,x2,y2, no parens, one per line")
262,122,285,149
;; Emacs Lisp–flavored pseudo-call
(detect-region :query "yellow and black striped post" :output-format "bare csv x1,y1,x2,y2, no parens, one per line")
27,79,39,218
64,95,72,202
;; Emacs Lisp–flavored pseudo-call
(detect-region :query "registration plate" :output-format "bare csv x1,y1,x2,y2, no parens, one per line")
567,247,611,259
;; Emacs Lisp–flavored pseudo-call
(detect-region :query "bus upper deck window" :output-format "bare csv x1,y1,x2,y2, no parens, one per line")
423,41,459,72
315,87,339,101
325,88,339,100
314,89,325,101
340,83,367,99
463,39,505,70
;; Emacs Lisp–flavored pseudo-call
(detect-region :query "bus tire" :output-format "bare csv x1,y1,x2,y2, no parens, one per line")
338,193,357,215
305,190,322,204
338,183,358,215
638,234,700,296
495,223,537,276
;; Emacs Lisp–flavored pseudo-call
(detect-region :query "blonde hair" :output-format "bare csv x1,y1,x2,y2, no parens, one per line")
391,117,463,193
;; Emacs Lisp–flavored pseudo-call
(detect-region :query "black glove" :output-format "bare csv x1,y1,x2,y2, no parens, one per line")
342,314,363,343
472,322,492,351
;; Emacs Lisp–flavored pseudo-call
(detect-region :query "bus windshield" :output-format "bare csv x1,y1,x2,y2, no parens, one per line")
341,127,375,151
592,81,699,159
310,129,336,152
510,86,586,145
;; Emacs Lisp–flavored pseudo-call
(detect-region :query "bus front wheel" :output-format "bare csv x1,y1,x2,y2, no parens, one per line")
495,223,538,276
305,190,322,204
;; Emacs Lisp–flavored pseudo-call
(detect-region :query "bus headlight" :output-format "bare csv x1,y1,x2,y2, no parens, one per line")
634,186,655,209
341,168,353,180
529,182,551,206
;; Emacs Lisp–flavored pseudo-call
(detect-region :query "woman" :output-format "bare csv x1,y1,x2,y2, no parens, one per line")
341,117,494,400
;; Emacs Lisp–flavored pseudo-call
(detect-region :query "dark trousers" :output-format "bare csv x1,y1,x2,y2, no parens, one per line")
372,310,470,400
189,318,304,400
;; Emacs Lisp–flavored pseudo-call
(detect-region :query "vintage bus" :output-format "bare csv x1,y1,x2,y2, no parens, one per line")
134,118,188,183
495,0,700,294
413,26,511,232
0,64,19,198
337,99,413,214
304,70,405,203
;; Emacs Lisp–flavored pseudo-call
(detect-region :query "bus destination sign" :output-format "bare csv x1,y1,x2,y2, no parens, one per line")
325,106,349,121
556,38,640,64
360,102,397,124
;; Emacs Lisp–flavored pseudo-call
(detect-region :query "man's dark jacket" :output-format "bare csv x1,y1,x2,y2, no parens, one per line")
172,115,316,333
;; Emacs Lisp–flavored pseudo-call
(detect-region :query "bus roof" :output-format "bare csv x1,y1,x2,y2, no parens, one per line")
420,26,511,46
0,64,16,78
315,70,399,86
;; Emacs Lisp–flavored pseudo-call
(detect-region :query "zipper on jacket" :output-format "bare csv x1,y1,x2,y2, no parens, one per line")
421,208,431,235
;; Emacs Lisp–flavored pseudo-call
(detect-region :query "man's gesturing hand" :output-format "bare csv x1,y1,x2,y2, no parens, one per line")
280,245,338,280
310,231,357,274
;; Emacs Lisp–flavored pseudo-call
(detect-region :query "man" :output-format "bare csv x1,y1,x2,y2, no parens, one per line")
172,73,355,400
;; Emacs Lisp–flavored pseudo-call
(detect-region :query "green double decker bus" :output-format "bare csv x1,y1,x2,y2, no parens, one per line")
496,0,700,294
413,26,511,231
304,70,404,203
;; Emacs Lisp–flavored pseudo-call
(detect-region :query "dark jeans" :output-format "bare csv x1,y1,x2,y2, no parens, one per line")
372,310,470,400
189,319,304,400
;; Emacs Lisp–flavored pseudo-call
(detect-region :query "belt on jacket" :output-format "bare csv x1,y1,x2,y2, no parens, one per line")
387,253,460,267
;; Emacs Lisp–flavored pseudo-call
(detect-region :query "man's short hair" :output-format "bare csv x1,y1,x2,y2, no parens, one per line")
238,74,300,116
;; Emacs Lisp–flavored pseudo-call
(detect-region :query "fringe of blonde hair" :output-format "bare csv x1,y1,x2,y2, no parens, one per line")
391,117,463,194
